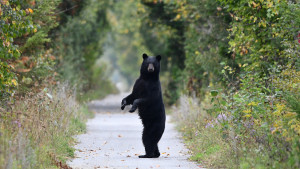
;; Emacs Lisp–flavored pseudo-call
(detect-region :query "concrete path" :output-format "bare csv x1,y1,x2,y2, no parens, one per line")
67,93,203,169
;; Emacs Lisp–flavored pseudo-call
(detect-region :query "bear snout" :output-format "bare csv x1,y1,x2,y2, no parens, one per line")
148,63,154,72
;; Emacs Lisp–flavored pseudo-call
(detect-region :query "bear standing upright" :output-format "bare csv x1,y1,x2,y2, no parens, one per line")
121,53,166,158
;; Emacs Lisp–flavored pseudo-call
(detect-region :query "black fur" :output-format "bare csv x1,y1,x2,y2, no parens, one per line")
121,53,165,158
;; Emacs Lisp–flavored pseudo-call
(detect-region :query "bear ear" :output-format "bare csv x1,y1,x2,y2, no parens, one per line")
142,53,148,60
156,55,161,61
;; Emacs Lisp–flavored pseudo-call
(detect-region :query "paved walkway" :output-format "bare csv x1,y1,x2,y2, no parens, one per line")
67,93,202,169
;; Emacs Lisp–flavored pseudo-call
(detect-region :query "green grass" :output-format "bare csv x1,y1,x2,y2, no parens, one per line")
172,95,235,168
0,85,95,168
173,94,300,168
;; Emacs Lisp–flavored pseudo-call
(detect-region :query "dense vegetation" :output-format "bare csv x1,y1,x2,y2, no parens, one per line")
1,0,299,168
109,0,300,168
0,0,115,168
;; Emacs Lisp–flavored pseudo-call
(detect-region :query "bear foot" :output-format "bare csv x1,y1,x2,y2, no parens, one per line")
138,154,159,158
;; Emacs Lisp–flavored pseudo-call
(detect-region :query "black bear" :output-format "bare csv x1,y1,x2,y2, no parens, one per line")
121,53,166,158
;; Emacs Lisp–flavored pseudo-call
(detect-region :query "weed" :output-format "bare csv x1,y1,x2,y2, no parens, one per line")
0,83,92,168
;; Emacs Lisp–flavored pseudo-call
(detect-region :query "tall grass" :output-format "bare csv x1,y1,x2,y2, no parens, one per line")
173,92,300,168
172,95,234,168
0,84,92,168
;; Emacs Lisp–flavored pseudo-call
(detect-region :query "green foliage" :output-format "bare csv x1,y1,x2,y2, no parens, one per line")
137,0,230,104
0,0,116,168
0,84,90,168
57,0,117,100
285,93,300,119
167,0,300,168
21,0,60,53
105,0,151,85
140,0,186,105
219,0,300,72
0,0,37,97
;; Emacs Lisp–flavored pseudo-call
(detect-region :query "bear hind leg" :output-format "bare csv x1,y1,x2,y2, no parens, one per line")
154,144,160,157
139,125,163,158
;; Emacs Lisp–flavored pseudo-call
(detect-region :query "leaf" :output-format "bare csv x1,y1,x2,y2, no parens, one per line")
211,90,219,97
11,79,18,86
22,77,32,85
28,8,33,14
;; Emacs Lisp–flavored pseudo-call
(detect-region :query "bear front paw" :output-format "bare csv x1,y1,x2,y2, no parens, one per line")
129,107,137,113
121,99,127,110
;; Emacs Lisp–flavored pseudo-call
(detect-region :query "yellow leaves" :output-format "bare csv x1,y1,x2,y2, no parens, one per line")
282,129,287,137
266,1,273,8
28,8,33,13
253,17,257,23
254,119,261,125
276,103,285,112
284,112,297,118
273,103,286,116
288,119,300,134
290,123,300,135
273,68,300,93
243,109,252,118
243,114,252,118
11,79,18,86
259,20,267,27
288,119,297,125
243,109,251,114
174,14,181,21
248,102,258,106
26,8,33,14
1,0,9,5
137,2,146,13
251,1,261,8
3,40,10,47
271,128,278,134
239,46,248,56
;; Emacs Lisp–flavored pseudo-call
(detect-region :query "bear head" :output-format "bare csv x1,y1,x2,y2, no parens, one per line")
140,53,161,78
